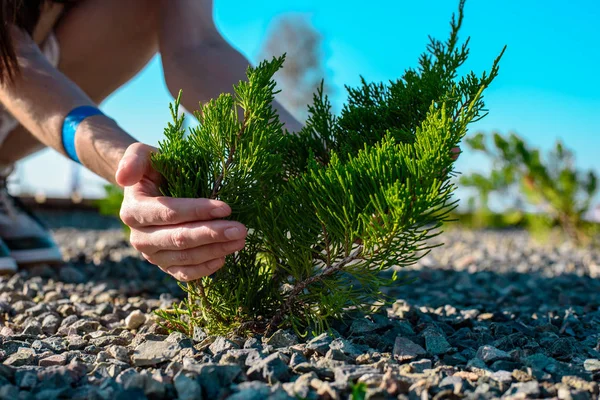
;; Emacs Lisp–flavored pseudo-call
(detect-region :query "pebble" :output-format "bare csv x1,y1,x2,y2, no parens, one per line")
3,348,36,366
265,330,298,348
39,354,67,367
477,345,512,363
393,337,426,361
583,358,600,372
306,333,333,356
410,358,432,373
0,224,597,399
424,330,452,355
125,310,146,330
247,352,291,384
132,340,181,367
209,337,239,357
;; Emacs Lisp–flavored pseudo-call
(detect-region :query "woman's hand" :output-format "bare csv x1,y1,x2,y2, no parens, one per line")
115,143,247,282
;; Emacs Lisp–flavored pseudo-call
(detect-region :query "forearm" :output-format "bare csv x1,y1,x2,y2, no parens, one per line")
0,28,135,183
162,42,303,133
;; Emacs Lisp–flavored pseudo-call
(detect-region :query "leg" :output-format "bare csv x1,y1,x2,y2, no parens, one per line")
0,0,159,165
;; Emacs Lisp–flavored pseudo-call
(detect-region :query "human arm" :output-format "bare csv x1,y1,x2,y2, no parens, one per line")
0,26,245,281
0,27,134,182
158,0,303,133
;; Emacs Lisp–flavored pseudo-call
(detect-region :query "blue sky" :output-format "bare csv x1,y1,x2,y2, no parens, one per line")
17,0,600,202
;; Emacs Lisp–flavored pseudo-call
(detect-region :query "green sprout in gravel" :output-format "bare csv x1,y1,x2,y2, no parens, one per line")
151,1,505,336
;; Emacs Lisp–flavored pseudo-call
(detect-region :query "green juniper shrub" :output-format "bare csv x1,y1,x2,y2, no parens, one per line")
151,1,504,336
461,132,599,244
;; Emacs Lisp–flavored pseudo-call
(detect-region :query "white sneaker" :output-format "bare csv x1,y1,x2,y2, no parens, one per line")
0,238,17,273
0,174,63,265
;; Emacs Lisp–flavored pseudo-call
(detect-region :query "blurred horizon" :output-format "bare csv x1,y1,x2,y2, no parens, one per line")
11,0,600,210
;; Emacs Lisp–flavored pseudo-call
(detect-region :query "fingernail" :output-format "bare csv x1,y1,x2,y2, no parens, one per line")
210,206,229,218
224,227,243,240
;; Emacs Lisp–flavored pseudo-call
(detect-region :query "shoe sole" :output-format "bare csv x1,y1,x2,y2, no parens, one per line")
10,247,63,265
0,257,17,273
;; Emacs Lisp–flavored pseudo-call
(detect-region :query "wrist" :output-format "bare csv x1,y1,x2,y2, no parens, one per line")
74,114,136,183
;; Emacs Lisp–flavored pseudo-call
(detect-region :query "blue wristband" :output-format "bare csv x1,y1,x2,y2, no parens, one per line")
62,106,104,164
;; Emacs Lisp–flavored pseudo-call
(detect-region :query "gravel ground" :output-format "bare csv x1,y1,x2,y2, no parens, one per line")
0,219,599,399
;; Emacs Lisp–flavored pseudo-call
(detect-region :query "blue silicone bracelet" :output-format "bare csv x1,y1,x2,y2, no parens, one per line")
62,106,104,164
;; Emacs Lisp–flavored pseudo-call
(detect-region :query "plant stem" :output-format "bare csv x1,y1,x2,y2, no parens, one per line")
195,109,250,324
265,245,363,335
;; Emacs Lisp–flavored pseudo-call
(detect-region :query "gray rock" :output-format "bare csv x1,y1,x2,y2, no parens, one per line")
193,364,242,399
477,345,511,363
132,340,181,367
41,315,61,335
329,338,362,358
424,329,452,355
22,321,42,336
334,365,379,386
39,354,67,367
116,368,145,390
37,361,87,388
583,358,600,372
0,384,19,400
229,381,271,400
3,348,36,366
166,332,193,348
244,337,262,349
58,266,87,283
409,358,432,373
289,351,308,368
41,337,67,353
349,318,381,334
70,319,101,334
174,371,202,400
140,370,167,398
220,348,262,366
523,353,555,370
265,330,298,348
209,337,239,357
306,333,333,356
504,381,540,398
247,353,291,384
107,345,130,363
16,370,37,389
66,335,87,351
490,370,513,384
439,375,464,392
325,348,352,362
192,326,207,342
124,310,146,330
283,372,316,399
393,337,426,361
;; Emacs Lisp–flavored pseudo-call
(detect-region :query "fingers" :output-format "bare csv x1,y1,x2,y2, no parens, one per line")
143,239,245,268
129,219,247,255
120,197,232,228
165,258,226,282
115,142,157,187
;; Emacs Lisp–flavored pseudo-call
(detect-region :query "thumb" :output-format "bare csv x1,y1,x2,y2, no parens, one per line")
115,143,157,187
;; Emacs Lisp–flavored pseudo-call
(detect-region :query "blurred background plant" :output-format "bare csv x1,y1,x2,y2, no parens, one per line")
95,185,128,236
459,132,599,244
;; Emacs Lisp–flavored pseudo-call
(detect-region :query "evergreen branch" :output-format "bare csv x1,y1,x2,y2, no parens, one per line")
193,281,228,325
265,245,363,334
210,110,249,199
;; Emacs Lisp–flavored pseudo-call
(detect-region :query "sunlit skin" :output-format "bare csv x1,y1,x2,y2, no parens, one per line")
0,0,459,281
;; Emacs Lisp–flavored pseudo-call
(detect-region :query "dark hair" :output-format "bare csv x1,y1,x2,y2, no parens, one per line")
0,0,68,84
